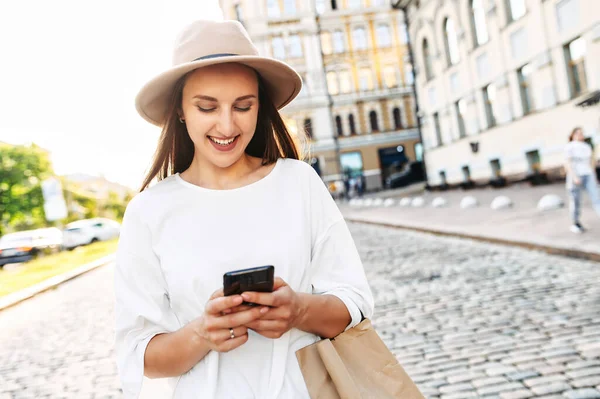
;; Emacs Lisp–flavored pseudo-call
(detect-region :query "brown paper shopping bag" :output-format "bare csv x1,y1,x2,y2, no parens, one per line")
296,319,425,399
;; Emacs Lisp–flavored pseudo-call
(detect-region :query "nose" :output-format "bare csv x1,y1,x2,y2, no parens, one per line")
216,108,235,137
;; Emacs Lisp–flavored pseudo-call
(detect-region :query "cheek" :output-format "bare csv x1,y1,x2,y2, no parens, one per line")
238,112,259,136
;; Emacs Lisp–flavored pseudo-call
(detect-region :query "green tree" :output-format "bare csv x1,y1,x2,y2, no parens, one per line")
0,144,54,235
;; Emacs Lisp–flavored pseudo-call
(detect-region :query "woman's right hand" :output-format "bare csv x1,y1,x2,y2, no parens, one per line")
190,289,269,353
573,176,582,186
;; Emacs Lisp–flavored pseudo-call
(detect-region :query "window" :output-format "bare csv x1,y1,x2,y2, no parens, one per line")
303,118,313,139
333,30,345,53
369,110,380,132
339,70,352,93
439,171,447,185
471,0,489,46
272,37,286,59
405,64,414,85
315,0,326,14
462,166,471,182
359,69,373,91
565,37,587,98
456,99,467,138
348,0,362,8
414,143,423,162
556,0,579,32
517,64,534,115
299,73,309,96
348,114,357,135
327,71,339,95
507,0,526,22
526,150,541,173
267,0,280,17
321,32,333,55
483,84,497,128
353,27,368,50
372,0,386,5
331,0,337,10
383,66,397,88
376,25,392,48
433,112,442,145
283,0,297,14
288,35,303,58
444,18,460,66
399,24,409,44
490,159,502,178
393,107,403,129
422,39,434,80
335,116,344,137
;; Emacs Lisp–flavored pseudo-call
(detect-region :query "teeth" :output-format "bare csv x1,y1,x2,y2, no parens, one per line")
209,136,236,145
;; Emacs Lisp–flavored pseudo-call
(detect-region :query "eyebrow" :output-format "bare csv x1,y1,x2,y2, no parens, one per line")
192,95,257,102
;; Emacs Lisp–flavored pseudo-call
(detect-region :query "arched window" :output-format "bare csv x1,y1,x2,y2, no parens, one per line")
283,0,297,15
335,115,344,137
376,24,392,48
444,18,460,66
333,30,345,53
353,27,368,50
471,0,489,46
422,39,434,80
369,110,379,132
393,107,403,129
348,114,357,135
359,68,373,91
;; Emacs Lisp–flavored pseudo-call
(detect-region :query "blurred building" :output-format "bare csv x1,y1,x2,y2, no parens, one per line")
63,174,134,201
396,0,600,186
219,0,422,190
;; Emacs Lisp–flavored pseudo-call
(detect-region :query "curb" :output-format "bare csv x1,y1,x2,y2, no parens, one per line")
346,218,600,263
0,254,116,311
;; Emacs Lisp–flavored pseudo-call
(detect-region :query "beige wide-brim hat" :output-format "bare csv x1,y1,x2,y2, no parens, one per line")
135,20,303,126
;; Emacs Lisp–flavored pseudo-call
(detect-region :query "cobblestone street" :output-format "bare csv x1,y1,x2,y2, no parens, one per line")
1,223,599,398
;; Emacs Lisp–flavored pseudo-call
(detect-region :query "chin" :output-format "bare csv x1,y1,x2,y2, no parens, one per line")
208,153,246,169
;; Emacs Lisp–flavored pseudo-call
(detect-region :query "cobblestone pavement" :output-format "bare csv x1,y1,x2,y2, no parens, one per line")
0,223,599,398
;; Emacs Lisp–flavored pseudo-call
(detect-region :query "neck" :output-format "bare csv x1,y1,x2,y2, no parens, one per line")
184,153,259,190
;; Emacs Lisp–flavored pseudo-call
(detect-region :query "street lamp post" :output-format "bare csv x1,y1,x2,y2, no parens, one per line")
313,2,344,187
392,0,429,185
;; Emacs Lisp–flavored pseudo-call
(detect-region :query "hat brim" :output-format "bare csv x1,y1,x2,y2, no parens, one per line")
135,56,302,126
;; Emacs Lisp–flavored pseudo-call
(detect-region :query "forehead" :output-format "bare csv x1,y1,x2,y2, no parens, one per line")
183,63,259,95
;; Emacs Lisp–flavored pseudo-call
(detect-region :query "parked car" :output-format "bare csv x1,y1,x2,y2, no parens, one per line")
385,162,425,189
0,228,64,267
62,218,121,250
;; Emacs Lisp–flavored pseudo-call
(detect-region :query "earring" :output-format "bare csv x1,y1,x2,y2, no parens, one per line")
179,117,185,124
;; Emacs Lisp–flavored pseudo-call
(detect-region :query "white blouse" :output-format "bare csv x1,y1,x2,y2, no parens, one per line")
114,158,374,398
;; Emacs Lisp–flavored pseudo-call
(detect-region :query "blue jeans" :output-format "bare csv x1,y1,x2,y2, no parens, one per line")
568,174,600,223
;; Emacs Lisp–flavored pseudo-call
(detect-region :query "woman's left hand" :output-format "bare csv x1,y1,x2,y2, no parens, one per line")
241,277,306,339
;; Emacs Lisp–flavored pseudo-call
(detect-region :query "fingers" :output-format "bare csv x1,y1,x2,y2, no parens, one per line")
273,277,288,290
216,333,249,353
209,306,269,330
210,288,224,300
245,319,286,332
205,295,244,315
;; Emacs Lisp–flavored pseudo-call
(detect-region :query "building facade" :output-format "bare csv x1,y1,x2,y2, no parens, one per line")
219,0,422,190
396,0,600,186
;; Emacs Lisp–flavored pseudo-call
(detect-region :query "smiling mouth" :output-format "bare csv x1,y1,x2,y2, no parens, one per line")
208,136,239,146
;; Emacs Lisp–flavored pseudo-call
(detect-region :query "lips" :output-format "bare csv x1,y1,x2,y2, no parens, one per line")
207,135,240,152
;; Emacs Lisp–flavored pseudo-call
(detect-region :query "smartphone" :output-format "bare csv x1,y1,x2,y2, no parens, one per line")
223,265,275,305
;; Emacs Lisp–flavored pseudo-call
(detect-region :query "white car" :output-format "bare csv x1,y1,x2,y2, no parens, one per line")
62,218,121,250
0,228,64,266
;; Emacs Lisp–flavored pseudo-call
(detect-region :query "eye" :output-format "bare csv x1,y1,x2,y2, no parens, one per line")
197,106,216,113
235,106,252,112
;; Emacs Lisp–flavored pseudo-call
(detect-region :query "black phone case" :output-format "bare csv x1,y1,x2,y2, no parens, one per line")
223,265,275,298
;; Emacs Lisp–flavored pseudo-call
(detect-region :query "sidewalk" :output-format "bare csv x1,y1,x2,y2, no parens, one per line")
339,182,600,261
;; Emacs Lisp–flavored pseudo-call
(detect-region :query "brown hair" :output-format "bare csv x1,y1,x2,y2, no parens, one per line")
140,71,303,192
569,127,583,142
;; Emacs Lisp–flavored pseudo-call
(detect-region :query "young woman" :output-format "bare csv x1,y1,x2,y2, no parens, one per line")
114,20,374,399
564,127,600,233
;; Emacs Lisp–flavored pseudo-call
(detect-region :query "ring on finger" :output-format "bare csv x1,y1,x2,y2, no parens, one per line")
229,328,235,340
